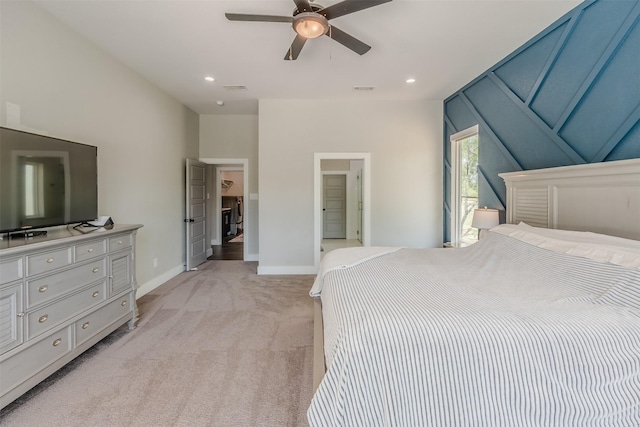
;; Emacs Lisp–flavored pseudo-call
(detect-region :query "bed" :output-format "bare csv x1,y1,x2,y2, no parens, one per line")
308,159,640,426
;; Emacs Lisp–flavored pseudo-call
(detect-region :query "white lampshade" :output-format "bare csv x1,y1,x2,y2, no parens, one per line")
471,207,499,230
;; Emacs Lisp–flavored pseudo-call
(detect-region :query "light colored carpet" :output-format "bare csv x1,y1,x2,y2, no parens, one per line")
0,261,315,427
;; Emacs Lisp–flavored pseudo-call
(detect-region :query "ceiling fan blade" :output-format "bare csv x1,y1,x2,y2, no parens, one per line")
320,0,392,20
225,13,293,23
292,0,313,13
284,34,307,60
326,26,371,55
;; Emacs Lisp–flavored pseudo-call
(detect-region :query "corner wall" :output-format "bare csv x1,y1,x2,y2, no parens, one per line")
0,1,200,293
443,0,640,241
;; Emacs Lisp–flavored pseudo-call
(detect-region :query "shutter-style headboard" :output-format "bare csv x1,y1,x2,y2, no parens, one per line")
499,159,640,240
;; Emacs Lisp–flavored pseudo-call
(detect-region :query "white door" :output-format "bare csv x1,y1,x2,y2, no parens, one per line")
186,159,207,270
356,170,363,243
323,175,346,239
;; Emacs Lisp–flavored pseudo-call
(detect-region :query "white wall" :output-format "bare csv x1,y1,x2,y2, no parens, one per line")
258,99,443,273
0,1,199,294
199,114,259,258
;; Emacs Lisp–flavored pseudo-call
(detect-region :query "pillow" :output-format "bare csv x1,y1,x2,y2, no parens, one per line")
491,223,640,269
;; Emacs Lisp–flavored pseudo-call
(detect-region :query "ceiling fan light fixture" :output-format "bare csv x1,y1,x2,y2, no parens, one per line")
293,12,329,39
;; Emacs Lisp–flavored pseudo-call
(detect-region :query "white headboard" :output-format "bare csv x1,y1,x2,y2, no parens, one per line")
499,159,640,241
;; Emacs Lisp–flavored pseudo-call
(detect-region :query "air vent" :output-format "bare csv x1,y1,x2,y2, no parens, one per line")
223,85,248,91
353,86,375,91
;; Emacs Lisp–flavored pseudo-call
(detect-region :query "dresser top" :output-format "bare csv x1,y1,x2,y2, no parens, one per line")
0,224,143,256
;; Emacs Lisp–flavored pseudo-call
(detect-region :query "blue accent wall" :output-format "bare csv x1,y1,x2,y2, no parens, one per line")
443,0,640,241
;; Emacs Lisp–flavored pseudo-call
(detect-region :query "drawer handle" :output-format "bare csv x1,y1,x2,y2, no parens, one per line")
92,291,100,298
117,240,123,245
92,267,99,273
39,315,48,323
52,338,62,347
121,300,127,307
39,285,48,293
88,248,94,253
46,258,54,263
82,322,90,330
17,312,25,318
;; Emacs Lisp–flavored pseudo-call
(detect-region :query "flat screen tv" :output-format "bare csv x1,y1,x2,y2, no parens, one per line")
0,127,98,233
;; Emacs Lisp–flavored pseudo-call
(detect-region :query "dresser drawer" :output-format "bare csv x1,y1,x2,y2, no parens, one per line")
109,234,132,252
0,325,72,396
75,294,132,347
27,282,106,340
26,248,72,277
27,259,106,308
0,257,23,285
75,239,107,263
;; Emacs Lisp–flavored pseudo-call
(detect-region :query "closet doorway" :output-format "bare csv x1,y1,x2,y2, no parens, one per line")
213,166,244,260
199,158,250,261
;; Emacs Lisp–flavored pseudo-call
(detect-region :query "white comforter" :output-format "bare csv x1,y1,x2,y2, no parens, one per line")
308,225,640,426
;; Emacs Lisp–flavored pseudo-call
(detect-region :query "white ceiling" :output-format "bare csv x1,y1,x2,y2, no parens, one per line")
34,0,581,115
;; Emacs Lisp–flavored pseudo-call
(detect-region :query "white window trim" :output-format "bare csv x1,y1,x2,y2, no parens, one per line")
450,125,478,245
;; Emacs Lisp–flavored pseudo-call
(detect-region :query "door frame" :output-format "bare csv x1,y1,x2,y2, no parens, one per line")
200,158,249,261
314,153,371,271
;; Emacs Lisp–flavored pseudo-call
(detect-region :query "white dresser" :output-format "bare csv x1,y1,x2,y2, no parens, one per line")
0,224,142,409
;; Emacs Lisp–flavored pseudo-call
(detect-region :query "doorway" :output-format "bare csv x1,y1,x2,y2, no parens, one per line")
198,158,250,262
314,153,371,270
211,167,244,260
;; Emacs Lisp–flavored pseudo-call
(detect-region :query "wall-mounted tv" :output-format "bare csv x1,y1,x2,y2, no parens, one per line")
0,127,98,233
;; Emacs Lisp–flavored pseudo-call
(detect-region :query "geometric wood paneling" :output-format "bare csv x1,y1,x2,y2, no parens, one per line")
443,0,640,241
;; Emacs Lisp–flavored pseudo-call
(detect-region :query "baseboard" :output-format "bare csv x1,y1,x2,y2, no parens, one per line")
206,247,213,257
257,265,317,275
136,264,184,299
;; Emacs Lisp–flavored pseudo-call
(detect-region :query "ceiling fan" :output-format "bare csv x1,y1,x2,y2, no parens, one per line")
226,0,392,60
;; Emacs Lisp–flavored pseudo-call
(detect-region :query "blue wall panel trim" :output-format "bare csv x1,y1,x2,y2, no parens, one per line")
493,23,567,103
442,0,640,242
532,0,637,128
554,4,640,134
593,105,640,162
458,92,523,171
477,166,506,210
526,12,581,107
487,73,586,164
444,5,579,104
444,114,458,135
606,120,640,160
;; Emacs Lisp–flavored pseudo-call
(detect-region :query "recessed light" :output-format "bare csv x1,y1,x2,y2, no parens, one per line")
204,76,215,82
216,100,224,106
406,78,416,84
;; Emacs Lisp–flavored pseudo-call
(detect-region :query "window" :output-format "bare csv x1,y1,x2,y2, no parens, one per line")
24,161,45,218
450,125,479,245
